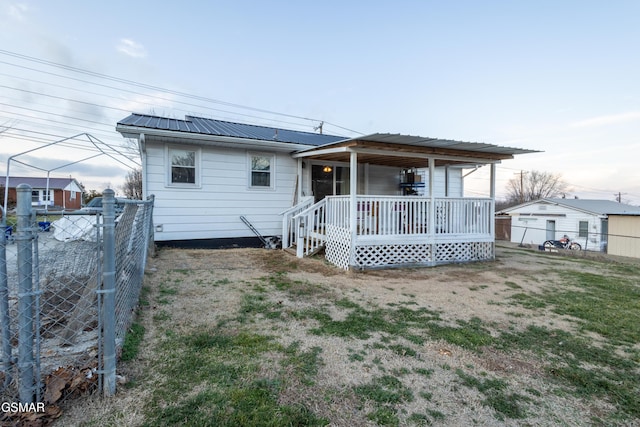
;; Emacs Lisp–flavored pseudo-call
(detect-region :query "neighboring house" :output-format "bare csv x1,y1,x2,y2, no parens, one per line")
117,113,536,269
499,198,640,251
2,176,83,210
607,214,640,259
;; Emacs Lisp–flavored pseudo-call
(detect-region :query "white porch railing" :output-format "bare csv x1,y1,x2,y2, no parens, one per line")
285,198,328,258
326,196,492,237
283,195,494,269
280,196,313,249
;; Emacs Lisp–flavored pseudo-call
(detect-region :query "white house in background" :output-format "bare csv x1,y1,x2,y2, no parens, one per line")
117,113,536,269
499,198,640,251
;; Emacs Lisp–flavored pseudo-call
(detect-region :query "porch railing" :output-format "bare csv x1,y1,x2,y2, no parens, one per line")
327,196,492,237
287,198,327,257
280,196,313,249
283,196,493,259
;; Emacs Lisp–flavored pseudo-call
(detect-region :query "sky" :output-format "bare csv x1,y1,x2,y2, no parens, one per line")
1,0,639,203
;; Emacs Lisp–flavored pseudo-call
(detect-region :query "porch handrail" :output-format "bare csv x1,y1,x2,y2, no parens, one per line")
292,198,327,257
281,196,314,249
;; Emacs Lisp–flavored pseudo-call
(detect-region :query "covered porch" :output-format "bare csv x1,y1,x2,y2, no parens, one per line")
282,133,535,269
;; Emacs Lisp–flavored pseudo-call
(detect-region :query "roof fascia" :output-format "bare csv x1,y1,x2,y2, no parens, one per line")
292,145,502,164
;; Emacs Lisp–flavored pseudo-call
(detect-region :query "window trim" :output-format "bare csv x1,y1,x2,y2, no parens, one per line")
166,145,201,188
247,152,276,190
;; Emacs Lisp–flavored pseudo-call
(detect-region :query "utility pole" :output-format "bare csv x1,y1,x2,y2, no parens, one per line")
515,171,528,203
615,192,623,203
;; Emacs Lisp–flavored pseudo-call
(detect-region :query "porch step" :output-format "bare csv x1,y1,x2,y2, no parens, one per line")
283,242,326,257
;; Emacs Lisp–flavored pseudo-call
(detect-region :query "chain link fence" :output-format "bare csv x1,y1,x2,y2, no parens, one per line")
1,185,153,418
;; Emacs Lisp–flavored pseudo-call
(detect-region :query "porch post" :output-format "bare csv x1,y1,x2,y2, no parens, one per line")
490,163,496,259
349,151,358,268
428,158,436,265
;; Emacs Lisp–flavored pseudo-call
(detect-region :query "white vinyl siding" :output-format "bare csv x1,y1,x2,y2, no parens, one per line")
507,202,606,251
147,142,295,241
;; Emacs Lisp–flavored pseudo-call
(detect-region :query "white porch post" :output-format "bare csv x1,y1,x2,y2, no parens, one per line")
349,151,358,268
428,158,436,264
490,163,496,259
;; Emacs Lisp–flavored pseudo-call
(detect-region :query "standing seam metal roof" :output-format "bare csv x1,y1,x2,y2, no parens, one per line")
117,114,346,147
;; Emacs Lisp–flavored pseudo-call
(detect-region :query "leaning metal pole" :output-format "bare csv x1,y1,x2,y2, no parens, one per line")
16,184,35,402
101,189,117,395
0,206,12,388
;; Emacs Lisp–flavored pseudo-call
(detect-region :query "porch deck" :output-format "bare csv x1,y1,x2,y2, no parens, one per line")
283,195,494,269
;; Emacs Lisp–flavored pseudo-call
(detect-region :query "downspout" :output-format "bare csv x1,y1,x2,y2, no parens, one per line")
297,158,303,203
139,134,147,198
444,166,449,197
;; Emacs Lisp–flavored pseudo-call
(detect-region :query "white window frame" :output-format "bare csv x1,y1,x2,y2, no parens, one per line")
247,152,276,190
31,189,54,206
166,145,201,188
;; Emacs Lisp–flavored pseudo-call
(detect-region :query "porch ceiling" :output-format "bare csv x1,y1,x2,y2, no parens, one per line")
293,133,539,168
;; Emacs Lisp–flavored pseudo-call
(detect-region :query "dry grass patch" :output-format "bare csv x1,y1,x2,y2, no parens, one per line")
59,244,640,426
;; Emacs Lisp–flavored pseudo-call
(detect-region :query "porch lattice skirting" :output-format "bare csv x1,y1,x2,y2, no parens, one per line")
327,232,495,270
325,225,351,270
353,241,493,269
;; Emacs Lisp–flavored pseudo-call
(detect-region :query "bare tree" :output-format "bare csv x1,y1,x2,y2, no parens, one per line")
505,170,568,205
121,168,143,199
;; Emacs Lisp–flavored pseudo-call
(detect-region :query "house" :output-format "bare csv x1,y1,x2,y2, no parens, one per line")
607,214,640,259
116,113,536,269
499,198,640,251
1,176,83,210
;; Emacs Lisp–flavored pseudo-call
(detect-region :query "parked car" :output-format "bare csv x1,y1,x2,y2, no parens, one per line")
80,197,125,214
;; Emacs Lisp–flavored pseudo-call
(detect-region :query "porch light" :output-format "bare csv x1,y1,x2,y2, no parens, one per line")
323,166,332,173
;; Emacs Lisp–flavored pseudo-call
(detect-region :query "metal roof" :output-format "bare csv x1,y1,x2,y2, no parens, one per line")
1,176,79,189
501,198,640,215
543,198,640,215
325,133,539,156
117,114,346,147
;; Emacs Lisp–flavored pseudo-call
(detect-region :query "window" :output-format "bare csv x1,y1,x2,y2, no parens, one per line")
70,191,76,200
249,154,274,189
168,147,199,186
578,221,589,238
31,189,53,205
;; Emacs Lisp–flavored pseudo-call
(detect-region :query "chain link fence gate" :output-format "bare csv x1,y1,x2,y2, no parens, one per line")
0,185,153,417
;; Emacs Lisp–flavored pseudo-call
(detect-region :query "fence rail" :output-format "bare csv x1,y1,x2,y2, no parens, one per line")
1,185,153,411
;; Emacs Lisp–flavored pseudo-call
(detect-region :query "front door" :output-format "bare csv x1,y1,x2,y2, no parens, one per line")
311,165,350,202
546,220,556,240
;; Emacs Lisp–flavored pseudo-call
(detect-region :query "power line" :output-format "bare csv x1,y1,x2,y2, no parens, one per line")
0,50,362,135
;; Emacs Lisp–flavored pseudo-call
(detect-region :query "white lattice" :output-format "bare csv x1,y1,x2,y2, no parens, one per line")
355,243,433,268
435,241,493,264
325,225,351,270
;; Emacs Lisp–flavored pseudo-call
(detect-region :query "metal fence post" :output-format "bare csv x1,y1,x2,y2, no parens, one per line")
16,183,35,403
101,189,117,395
0,206,11,388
